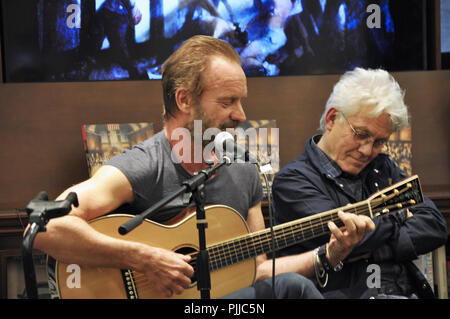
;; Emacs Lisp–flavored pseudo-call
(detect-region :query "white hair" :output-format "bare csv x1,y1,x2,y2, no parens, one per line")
319,68,409,133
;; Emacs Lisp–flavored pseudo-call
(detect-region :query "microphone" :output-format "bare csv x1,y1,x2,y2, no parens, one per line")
214,131,258,163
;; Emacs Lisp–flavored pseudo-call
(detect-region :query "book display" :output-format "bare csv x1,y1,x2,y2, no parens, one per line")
82,122,154,176
236,120,279,200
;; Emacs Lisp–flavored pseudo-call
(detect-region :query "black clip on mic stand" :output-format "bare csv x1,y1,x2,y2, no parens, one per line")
118,156,231,299
22,191,79,299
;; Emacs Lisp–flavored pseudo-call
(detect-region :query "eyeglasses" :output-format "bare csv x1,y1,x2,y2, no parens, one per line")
340,112,389,149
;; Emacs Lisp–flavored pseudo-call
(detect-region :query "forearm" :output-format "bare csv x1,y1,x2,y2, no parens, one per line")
33,214,144,270
30,165,142,268
256,251,316,281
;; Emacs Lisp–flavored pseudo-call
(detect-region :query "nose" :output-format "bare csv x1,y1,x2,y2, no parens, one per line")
358,140,374,157
231,102,247,123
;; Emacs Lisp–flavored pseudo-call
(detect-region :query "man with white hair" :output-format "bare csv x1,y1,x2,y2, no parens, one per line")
272,67,447,299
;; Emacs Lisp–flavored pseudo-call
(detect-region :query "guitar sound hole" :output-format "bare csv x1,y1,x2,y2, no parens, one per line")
174,246,198,287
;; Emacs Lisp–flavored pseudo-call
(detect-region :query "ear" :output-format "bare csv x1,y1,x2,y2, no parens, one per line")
324,107,339,131
174,87,193,115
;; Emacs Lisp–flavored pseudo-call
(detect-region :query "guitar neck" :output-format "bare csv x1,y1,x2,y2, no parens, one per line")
205,175,422,271
206,201,368,271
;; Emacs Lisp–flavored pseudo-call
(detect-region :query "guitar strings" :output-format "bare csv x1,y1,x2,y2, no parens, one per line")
137,198,383,277
195,196,404,270
129,191,412,290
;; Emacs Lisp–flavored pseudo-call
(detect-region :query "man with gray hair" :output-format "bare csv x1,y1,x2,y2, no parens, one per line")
272,67,447,299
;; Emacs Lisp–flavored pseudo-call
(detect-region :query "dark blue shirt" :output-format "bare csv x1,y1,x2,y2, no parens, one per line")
272,134,447,298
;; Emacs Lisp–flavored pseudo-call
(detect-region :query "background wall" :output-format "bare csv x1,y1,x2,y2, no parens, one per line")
1,0,450,210
0,64,449,211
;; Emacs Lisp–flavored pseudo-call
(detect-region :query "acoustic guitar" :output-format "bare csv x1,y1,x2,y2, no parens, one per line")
47,175,423,299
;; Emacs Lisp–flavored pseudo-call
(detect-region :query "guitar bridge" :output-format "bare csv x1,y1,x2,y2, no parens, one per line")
121,269,138,299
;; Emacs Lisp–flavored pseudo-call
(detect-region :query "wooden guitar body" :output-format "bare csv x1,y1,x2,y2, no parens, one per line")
51,205,255,299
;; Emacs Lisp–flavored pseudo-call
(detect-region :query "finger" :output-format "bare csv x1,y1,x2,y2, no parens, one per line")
160,263,192,289
152,278,174,298
363,216,376,232
352,215,367,235
351,214,375,234
328,220,344,242
181,253,192,262
354,215,373,235
165,288,173,298
170,252,194,278
180,258,195,278
150,267,191,293
339,211,357,235
172,281,187,295
158,272,189,296
169,266,195,293
406,209,413,219
175,271,193,289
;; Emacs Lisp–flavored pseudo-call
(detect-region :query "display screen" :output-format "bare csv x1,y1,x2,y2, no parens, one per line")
1,0,426,82
441,0,450,69
442,0,449,53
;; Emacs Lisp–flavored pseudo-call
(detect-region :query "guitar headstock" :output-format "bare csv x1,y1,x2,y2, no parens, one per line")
367,175,423,218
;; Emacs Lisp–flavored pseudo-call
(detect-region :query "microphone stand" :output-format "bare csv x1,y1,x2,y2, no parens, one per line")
22,191,79,299
258,162,276,298
118,156,231,299
224,138,278,298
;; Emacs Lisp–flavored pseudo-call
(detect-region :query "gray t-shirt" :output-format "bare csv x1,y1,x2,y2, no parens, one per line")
106,130,263,223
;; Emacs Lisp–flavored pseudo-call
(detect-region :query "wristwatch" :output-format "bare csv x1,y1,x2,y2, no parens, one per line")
318,244,343,272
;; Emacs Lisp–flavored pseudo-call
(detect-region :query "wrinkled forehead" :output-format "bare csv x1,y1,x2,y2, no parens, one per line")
348,109,393,138
202,56,247,93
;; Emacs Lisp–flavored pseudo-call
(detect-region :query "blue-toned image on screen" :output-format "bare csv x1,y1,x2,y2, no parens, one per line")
0,0,426,82
442,0,450,53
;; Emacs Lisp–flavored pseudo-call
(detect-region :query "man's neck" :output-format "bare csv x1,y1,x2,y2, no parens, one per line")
316,133,333,160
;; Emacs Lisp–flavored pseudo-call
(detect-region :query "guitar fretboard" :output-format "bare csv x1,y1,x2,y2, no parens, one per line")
206,203,363,271
189,176,422,272
112,176,423,299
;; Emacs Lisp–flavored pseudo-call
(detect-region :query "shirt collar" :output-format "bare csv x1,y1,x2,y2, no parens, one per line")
310,134,343,178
